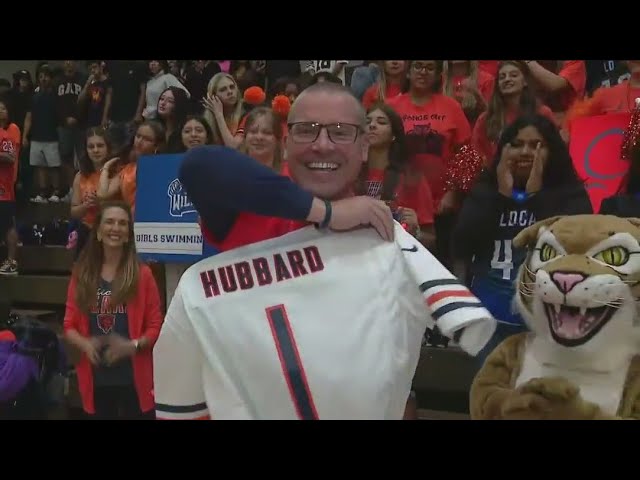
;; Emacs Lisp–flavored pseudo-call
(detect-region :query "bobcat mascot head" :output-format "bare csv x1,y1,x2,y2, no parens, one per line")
513,214,640,357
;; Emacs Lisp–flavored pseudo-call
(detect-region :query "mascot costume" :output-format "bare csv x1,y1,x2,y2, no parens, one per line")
470,214,640,420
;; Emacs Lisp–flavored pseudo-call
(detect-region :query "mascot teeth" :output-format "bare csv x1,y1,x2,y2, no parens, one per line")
543,303,615,341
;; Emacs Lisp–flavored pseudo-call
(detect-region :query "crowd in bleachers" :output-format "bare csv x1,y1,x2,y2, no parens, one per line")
0,59,638,419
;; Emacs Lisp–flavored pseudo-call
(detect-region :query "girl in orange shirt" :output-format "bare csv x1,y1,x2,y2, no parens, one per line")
362,61,408,110
472,61,556,167
70,127,112,259
97,120,166,216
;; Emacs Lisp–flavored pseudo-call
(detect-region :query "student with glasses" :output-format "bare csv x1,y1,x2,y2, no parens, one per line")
387,60,472,269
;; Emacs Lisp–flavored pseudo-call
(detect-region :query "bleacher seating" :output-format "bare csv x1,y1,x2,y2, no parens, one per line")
0,201,80,419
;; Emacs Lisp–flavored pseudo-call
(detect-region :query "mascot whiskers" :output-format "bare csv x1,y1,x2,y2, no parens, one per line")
470,214,640,420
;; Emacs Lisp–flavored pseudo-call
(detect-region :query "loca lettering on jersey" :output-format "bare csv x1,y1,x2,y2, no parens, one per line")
499,210,536,228
200,246,325,298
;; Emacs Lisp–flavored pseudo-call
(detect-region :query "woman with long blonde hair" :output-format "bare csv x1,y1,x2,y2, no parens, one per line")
202,72,245,148
63,201,163,419
361,61,407,109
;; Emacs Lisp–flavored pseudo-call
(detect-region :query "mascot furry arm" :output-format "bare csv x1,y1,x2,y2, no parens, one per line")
470,214,640,420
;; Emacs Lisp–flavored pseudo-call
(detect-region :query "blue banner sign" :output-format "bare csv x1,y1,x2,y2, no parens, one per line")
134,153,218,263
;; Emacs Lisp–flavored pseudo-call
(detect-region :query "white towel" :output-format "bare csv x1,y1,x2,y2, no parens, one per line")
396,225,497,356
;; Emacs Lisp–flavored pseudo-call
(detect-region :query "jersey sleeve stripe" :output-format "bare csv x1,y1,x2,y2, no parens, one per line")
156,402,208,413
157,414,211,420
426,289,474,306
419,279,462,292
156,402,208,414
155,404,210,420
432,301,485,321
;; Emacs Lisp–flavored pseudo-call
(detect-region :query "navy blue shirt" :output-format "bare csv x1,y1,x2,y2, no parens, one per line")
453,178,593,326
89,279,133,387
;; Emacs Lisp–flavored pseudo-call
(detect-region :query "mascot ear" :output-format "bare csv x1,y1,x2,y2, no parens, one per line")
513,216,564,249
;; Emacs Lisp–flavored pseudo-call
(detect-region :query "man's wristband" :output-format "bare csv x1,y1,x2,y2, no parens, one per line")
318,200,332,229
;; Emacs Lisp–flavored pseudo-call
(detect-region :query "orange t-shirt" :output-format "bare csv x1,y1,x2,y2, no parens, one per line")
362,82,403,110
120,162,137,216
78,171,101,227
386,93,471,210
472,105,556,167
589,81,640,115
0,123,21,202
365,168,434,226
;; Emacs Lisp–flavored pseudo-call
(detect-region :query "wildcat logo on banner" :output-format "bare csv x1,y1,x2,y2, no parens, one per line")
569,112,631,213
134,154,218,263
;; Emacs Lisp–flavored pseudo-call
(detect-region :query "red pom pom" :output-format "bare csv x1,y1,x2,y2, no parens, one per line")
272,95,291,118
244,86,266,105
621,98,640,161
444,144,484,193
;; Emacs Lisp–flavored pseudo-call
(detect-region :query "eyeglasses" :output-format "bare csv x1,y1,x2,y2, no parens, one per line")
412,63,433,73
288,122,362,144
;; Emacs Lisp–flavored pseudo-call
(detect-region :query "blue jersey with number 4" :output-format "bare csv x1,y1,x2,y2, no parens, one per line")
470,208,536,326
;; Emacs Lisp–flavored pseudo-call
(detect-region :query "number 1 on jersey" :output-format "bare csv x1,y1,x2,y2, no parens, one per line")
265,305,319,420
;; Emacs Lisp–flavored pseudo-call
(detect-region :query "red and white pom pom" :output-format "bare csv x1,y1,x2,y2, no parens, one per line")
621,98,640,161
444,144,484,193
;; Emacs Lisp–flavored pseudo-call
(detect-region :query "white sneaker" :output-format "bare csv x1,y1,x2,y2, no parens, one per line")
31,195,48,203
0,259,18,275
49,194,60,203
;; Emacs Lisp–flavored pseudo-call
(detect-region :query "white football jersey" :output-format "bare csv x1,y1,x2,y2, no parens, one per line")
153,223,495,420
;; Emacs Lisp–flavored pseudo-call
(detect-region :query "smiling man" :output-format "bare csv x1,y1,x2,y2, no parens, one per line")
152,82,496,420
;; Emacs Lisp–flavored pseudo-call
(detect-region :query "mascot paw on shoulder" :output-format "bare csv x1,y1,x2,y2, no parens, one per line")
470,214,640,420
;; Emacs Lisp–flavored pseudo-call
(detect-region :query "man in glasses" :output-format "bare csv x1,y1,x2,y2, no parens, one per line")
152,82,496,420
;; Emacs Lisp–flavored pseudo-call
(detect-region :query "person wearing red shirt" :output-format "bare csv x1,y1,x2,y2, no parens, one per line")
0,98,21,276
362,61,408,110
386,60,472,268
472,61,556,167
583,61,640,115
526,60,586,128
363,102,435,249
63,201,163,419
